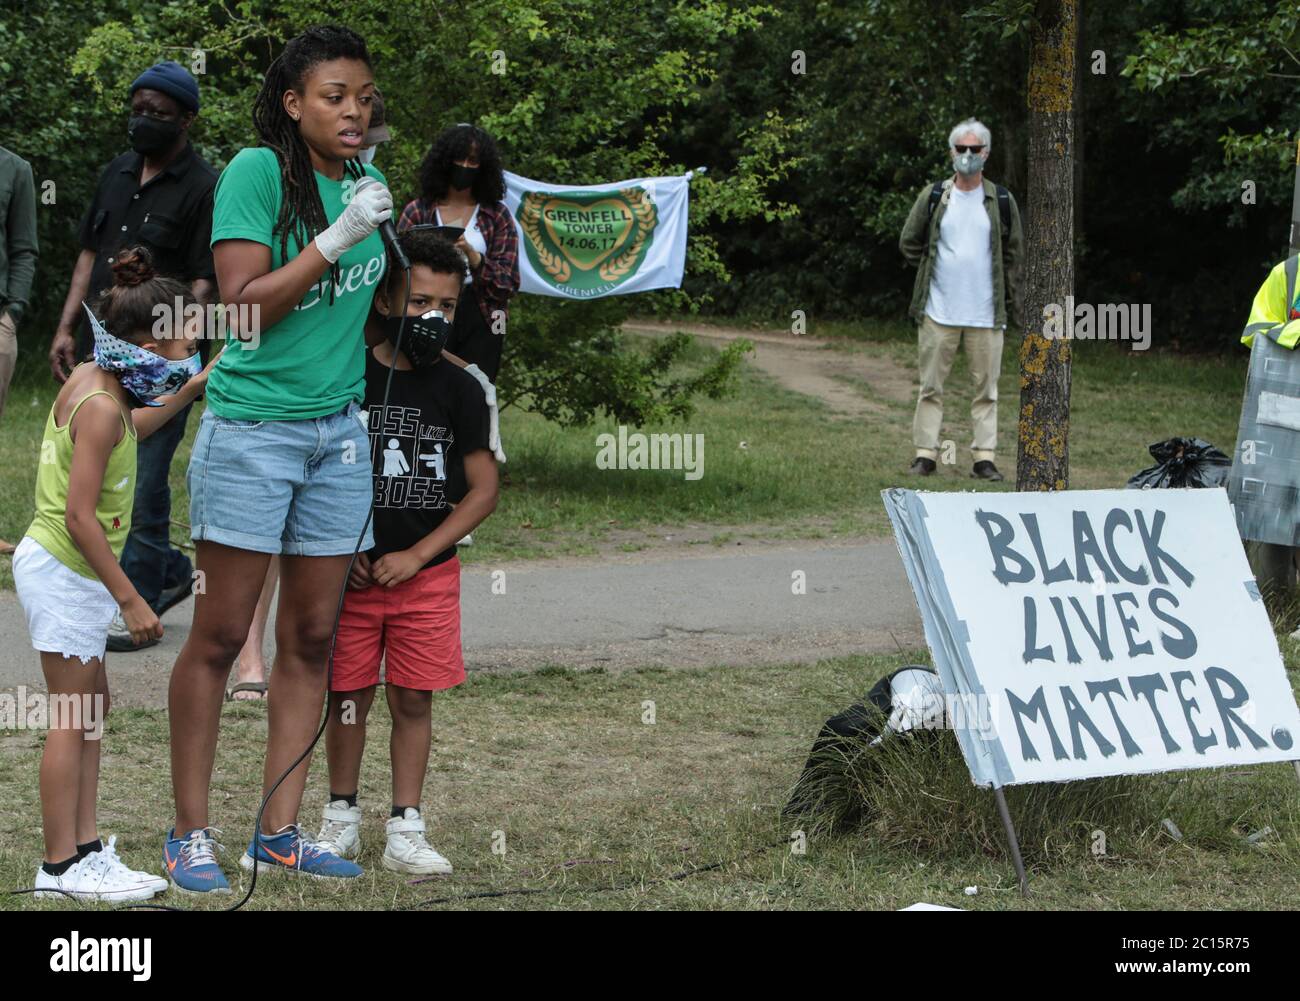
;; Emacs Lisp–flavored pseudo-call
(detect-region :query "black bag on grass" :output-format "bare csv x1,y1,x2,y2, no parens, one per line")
1126,437,1230,490
783,666,944,822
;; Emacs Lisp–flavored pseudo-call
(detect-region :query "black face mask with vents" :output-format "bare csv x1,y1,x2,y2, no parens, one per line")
386,310,450,369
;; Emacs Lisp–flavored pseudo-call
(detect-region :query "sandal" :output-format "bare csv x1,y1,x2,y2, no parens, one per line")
226,681,269,702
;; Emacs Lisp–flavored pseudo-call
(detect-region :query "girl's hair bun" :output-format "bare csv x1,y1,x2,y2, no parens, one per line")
110,246,156,288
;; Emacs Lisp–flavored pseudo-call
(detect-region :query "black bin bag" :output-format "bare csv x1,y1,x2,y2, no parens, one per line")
783,666,944,824
1127,437,1230,490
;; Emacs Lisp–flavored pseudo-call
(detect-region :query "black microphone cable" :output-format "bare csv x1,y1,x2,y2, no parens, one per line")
122,167,413,912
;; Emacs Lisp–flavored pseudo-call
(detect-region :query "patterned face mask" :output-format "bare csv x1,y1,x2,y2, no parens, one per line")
83,301,201,407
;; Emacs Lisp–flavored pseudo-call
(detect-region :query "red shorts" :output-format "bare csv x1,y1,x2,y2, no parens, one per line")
331,556,465,692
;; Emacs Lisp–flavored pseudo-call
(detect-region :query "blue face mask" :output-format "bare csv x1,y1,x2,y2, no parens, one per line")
83,301,200,407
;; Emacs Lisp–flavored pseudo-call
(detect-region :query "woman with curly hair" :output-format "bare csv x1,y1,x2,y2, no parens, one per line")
397,124,520,382
162,24,393,892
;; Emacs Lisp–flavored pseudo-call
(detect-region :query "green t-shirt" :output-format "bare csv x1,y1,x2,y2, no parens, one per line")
206,146,388,421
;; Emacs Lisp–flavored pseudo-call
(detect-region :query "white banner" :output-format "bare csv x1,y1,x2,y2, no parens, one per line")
885,487,1300,787
503,170,690,299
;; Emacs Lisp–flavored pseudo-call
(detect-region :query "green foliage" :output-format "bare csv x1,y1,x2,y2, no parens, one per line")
680,0,1029,321
1,0,795,426
1123,1,1299,214
3,0,1295,375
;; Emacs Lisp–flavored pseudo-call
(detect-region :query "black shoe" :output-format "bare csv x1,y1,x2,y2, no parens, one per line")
156,578,193,617
971,460,1004,481
909,457,937,476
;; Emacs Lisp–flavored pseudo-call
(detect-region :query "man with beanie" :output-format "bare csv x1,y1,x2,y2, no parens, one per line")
899,117,1023,482
47,60,218,650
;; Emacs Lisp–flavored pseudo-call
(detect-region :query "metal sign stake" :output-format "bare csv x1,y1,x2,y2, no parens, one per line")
993,786,1029,896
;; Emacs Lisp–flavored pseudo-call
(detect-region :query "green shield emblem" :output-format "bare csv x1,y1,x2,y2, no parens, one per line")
517,187,657,296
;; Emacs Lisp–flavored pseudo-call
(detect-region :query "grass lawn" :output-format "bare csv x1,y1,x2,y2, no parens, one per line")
0,320,1249,587
2,322,1287,912
2,651,1298,911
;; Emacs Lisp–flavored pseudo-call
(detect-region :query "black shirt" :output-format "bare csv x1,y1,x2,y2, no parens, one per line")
77,142,218,357
363,349,492,570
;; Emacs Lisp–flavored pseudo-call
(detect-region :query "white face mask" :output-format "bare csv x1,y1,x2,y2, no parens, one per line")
357,146,377,166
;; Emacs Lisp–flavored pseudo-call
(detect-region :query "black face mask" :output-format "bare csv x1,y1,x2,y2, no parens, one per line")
385,310,451,369
449,164,479,191
128,115,182,156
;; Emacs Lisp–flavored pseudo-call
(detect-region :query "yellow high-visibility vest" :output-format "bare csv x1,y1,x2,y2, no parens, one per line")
1242,253,1300,348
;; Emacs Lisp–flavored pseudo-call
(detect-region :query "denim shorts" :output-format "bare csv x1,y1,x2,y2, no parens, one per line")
188,402,374,556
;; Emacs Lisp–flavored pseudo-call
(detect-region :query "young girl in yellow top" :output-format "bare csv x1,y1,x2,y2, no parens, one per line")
14,247,212,902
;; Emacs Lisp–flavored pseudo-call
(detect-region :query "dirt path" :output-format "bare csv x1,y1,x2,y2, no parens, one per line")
621,319,915,416
0,538,925,707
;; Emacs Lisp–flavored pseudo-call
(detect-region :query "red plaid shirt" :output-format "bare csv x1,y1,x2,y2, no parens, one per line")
396,198,521,327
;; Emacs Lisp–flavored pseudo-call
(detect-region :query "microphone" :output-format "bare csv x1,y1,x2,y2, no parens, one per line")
354,174,410,271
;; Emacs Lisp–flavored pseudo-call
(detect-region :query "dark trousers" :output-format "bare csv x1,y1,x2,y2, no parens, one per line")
448,285,503,382
447,285,503,502
120,402,193,610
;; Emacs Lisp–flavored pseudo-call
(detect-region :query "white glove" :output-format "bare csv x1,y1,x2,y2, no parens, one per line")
463,363,506,463
315,179,392,264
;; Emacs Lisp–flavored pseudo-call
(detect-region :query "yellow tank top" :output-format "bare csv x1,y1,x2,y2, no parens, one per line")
26,389,137,580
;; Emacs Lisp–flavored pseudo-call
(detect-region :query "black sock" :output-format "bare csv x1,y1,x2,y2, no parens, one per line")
42,855,80,877
76,839,103,858
391,805,417,818
331,792,358,807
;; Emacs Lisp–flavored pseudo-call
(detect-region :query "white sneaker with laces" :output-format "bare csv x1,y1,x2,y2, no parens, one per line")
34,852,158,902
88,835,168,894
383,808,452,874
316,800,362,860
108,611,129,640
33,857,89,900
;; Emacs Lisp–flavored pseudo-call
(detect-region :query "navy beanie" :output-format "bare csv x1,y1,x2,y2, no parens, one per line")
130,61,200,113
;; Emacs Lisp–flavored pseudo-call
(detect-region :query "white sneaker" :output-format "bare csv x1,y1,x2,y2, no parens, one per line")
316,800,362,860
457,533,473,546
87,835,168,894
382,808,452,875
34,852,158,902
33,858,88,900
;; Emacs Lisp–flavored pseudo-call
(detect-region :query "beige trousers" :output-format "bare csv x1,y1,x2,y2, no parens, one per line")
0,310,17,422
911,314,1003,463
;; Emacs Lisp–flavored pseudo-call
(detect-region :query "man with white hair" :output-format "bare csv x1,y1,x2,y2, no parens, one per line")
899,118,1023,481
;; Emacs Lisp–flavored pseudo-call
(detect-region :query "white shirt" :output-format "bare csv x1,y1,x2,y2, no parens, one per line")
924,185,995,328
436,204,486,287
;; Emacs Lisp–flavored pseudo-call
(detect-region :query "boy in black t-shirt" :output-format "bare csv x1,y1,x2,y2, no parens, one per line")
318,231,498,875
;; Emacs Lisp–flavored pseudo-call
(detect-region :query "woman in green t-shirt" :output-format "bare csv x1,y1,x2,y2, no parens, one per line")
163,25,393,892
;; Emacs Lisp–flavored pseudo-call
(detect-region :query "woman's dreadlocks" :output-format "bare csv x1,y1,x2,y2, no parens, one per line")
250,25,371,303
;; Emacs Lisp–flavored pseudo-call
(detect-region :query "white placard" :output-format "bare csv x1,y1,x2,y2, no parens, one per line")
885,487,1300,787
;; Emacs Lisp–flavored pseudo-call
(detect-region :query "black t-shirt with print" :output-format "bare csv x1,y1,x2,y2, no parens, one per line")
363,349,491,570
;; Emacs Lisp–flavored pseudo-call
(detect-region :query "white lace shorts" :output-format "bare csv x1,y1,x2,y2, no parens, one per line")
13,536,118,664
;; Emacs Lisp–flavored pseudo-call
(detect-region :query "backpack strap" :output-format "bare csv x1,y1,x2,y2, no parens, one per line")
924,181,946,253
926,180,945,219
995,184,1011,235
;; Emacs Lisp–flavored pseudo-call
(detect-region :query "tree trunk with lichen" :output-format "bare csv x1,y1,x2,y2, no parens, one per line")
1017,0,1078,491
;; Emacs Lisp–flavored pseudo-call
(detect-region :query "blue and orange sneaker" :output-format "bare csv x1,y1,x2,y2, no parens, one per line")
240,825,363,879
163,827,231,894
